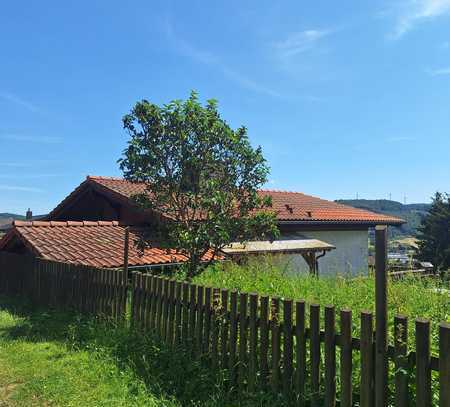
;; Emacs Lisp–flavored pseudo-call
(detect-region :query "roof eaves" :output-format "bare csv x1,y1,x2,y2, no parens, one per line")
277,218,405,226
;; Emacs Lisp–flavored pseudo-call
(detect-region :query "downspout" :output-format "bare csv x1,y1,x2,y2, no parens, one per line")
315,250,328,278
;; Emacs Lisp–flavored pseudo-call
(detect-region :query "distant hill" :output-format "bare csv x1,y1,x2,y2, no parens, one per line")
335,199,430,237
0,213,46,233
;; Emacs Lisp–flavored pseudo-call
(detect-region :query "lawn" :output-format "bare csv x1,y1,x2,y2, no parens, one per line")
0,299,174,406
0,296,284,407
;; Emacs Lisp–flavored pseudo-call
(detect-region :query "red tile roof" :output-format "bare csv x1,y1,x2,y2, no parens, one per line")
257,190,404,224
0,221,212,268
77,176,403,225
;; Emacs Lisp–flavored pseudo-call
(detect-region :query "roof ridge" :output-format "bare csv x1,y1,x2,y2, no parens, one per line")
87,175,125,181
260,188,308,195
13,220,126,227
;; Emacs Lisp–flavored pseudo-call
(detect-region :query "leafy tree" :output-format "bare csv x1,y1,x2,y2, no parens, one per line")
119,91,279,278
416,192,450,271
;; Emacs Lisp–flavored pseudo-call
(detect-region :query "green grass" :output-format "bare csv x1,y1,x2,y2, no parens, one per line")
0,299,174,406
194,257,450,351
1,260,448,406
0,296,286,407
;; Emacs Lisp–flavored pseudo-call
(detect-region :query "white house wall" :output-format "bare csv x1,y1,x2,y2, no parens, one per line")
280,229,369,276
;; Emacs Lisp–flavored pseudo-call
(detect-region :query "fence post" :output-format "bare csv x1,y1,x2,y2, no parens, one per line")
440,322,450,407
375,225,388,407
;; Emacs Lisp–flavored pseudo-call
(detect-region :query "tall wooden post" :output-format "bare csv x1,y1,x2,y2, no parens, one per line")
375,225,388,407
123,227,130,276
123,226,130,305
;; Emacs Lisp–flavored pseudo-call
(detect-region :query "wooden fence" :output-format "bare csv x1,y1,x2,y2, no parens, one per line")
0,250,449,406
130,272,450,407
0,251,127,319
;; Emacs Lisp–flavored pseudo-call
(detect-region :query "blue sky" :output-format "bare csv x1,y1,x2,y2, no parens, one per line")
1,1,450,215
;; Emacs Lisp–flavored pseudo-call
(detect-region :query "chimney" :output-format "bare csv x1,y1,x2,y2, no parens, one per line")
26,208,32,220
285,204,294,214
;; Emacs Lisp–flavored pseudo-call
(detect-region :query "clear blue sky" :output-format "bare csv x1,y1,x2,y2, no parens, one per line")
1,1,450,215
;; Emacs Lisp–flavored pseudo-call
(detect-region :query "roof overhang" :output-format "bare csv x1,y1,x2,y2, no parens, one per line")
222,238,335,256
277,219,405,227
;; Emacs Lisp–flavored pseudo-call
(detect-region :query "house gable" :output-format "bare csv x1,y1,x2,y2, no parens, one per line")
47,178,158,226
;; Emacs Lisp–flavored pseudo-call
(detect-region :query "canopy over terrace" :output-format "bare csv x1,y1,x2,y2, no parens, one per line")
222,236,335,275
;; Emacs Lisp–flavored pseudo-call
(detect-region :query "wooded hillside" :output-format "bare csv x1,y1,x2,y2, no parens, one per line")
335,199,430,237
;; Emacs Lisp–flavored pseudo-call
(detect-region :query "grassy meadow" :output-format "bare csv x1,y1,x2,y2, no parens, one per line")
194,257,450,350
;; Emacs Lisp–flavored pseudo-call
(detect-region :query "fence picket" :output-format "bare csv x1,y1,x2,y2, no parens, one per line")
238,293,248,391
162,279,169,337
229,291,238,387
439,322,450,407
220,289,229,370
360,311,374,407
150,276,158,330
310,303,321,407
271,297,281,393
295,300,306,406
203,287,212,354
156,278,164,335
416,318,431,407
195,285,204,355
249,293,258,393
259,296,269,388
340,309,353,407
324,305,336,407
211,288,220,369
174,281,182,345
189,284,197,347
394,315,409,407
181,283,189,344
167,280,176,345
